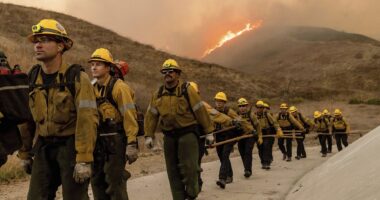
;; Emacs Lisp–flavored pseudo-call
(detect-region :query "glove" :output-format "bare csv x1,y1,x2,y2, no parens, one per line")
21,158,33,175
126,143,138,164
276,129,284,137
258,136,263,145
251,130,258,136
73,162,92,184
145,137,154,149
205,134,215,145
231,119,242,130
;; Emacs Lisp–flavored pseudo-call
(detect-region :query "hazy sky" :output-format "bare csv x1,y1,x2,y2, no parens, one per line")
3,0,380,58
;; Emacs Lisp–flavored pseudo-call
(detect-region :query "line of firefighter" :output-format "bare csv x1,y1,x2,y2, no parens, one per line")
0,18,350,200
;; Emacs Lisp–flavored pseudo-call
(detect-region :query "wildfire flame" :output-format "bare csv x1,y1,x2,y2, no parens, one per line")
202,20,263,58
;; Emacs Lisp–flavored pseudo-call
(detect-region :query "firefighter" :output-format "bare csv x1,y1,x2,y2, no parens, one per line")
0,50,26,167
18,19,98,200
276,103,304,161
289,106,314,160
89,48,138,200
188,82,235,191
255,100,282,170
213,92,247,188
236,98,262,177
330,109,350,151
144,59,214,200
313,111,330,157
322,109,333,153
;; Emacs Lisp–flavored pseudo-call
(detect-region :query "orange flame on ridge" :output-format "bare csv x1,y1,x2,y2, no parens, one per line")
202,20,263,58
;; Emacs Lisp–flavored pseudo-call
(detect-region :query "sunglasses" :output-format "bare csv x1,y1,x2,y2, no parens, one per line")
161,69,176,75
31,36,58,44
238,105,247,108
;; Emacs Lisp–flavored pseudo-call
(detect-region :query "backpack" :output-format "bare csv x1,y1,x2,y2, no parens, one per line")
0,73,32,124
28,64,84,97
98,77,145,137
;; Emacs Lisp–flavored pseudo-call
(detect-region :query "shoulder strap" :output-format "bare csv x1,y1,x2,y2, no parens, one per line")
64,64,84,97
181,81,197,119
28,64,42,91
265,112,274,126
105,77,119,108
157,85,165,99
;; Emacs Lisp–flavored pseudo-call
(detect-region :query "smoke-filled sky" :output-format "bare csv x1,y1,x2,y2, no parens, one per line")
3,0,380,58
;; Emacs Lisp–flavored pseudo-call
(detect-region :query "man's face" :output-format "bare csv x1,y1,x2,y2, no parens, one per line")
33,35,64,62
291,111,297,117
256,106,264,113
215,100,226,110
238,104,248,114
161,69,179,84
90,61,109,79
280,108,287,113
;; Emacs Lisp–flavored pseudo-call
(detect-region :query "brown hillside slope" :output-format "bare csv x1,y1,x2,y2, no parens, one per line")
204,26,380,101
0,3,274,107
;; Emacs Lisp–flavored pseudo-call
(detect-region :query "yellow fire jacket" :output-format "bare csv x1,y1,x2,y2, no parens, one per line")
93,75,138,144
19,64,98,163
144,80,214,137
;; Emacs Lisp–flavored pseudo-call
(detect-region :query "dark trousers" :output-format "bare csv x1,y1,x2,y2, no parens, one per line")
91,134,129,200
258,135,274,165
278,138,292,158
318,134,328,154
335,134,348,151
215,134,234,180
296,133,306,157
164,132,200,200
327,135,333,152
198,138,206,187
28,136,89,200
238,136,255,172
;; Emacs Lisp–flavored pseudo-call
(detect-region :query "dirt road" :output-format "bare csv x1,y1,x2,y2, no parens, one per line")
0,146,332,200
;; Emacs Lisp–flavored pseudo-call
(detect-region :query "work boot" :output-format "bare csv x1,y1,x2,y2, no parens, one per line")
282,154,287,160
244,170,252,178
185,194,196,200
261,165,266,169
322,154,327,157
286,157,292,162
226,176,233,184
216,179,226,189
265,165,271,170
295,156,301,160
301,155,307,158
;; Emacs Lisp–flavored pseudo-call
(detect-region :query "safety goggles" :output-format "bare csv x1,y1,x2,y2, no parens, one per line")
161,69,176,75
238,105,248,108
31,36,59,44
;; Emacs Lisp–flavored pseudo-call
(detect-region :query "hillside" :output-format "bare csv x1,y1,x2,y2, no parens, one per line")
204,26,380,101
0,3,275,108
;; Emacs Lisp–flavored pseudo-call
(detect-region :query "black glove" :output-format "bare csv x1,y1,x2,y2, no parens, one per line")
21,158,33,175
232,119,242,130
251,130,258,137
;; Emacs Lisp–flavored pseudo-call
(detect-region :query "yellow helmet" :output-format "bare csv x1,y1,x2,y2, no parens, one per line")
237,98,249,106
322,109,330,115
263,103,270,109
28,19,73,50
214,92,227,102
189,82,199,93
289,106,298,113
256,100,265,107
89,48,114,64
334,109,342,116
314,111,322,118
280,103,288,109
161,59,181,72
